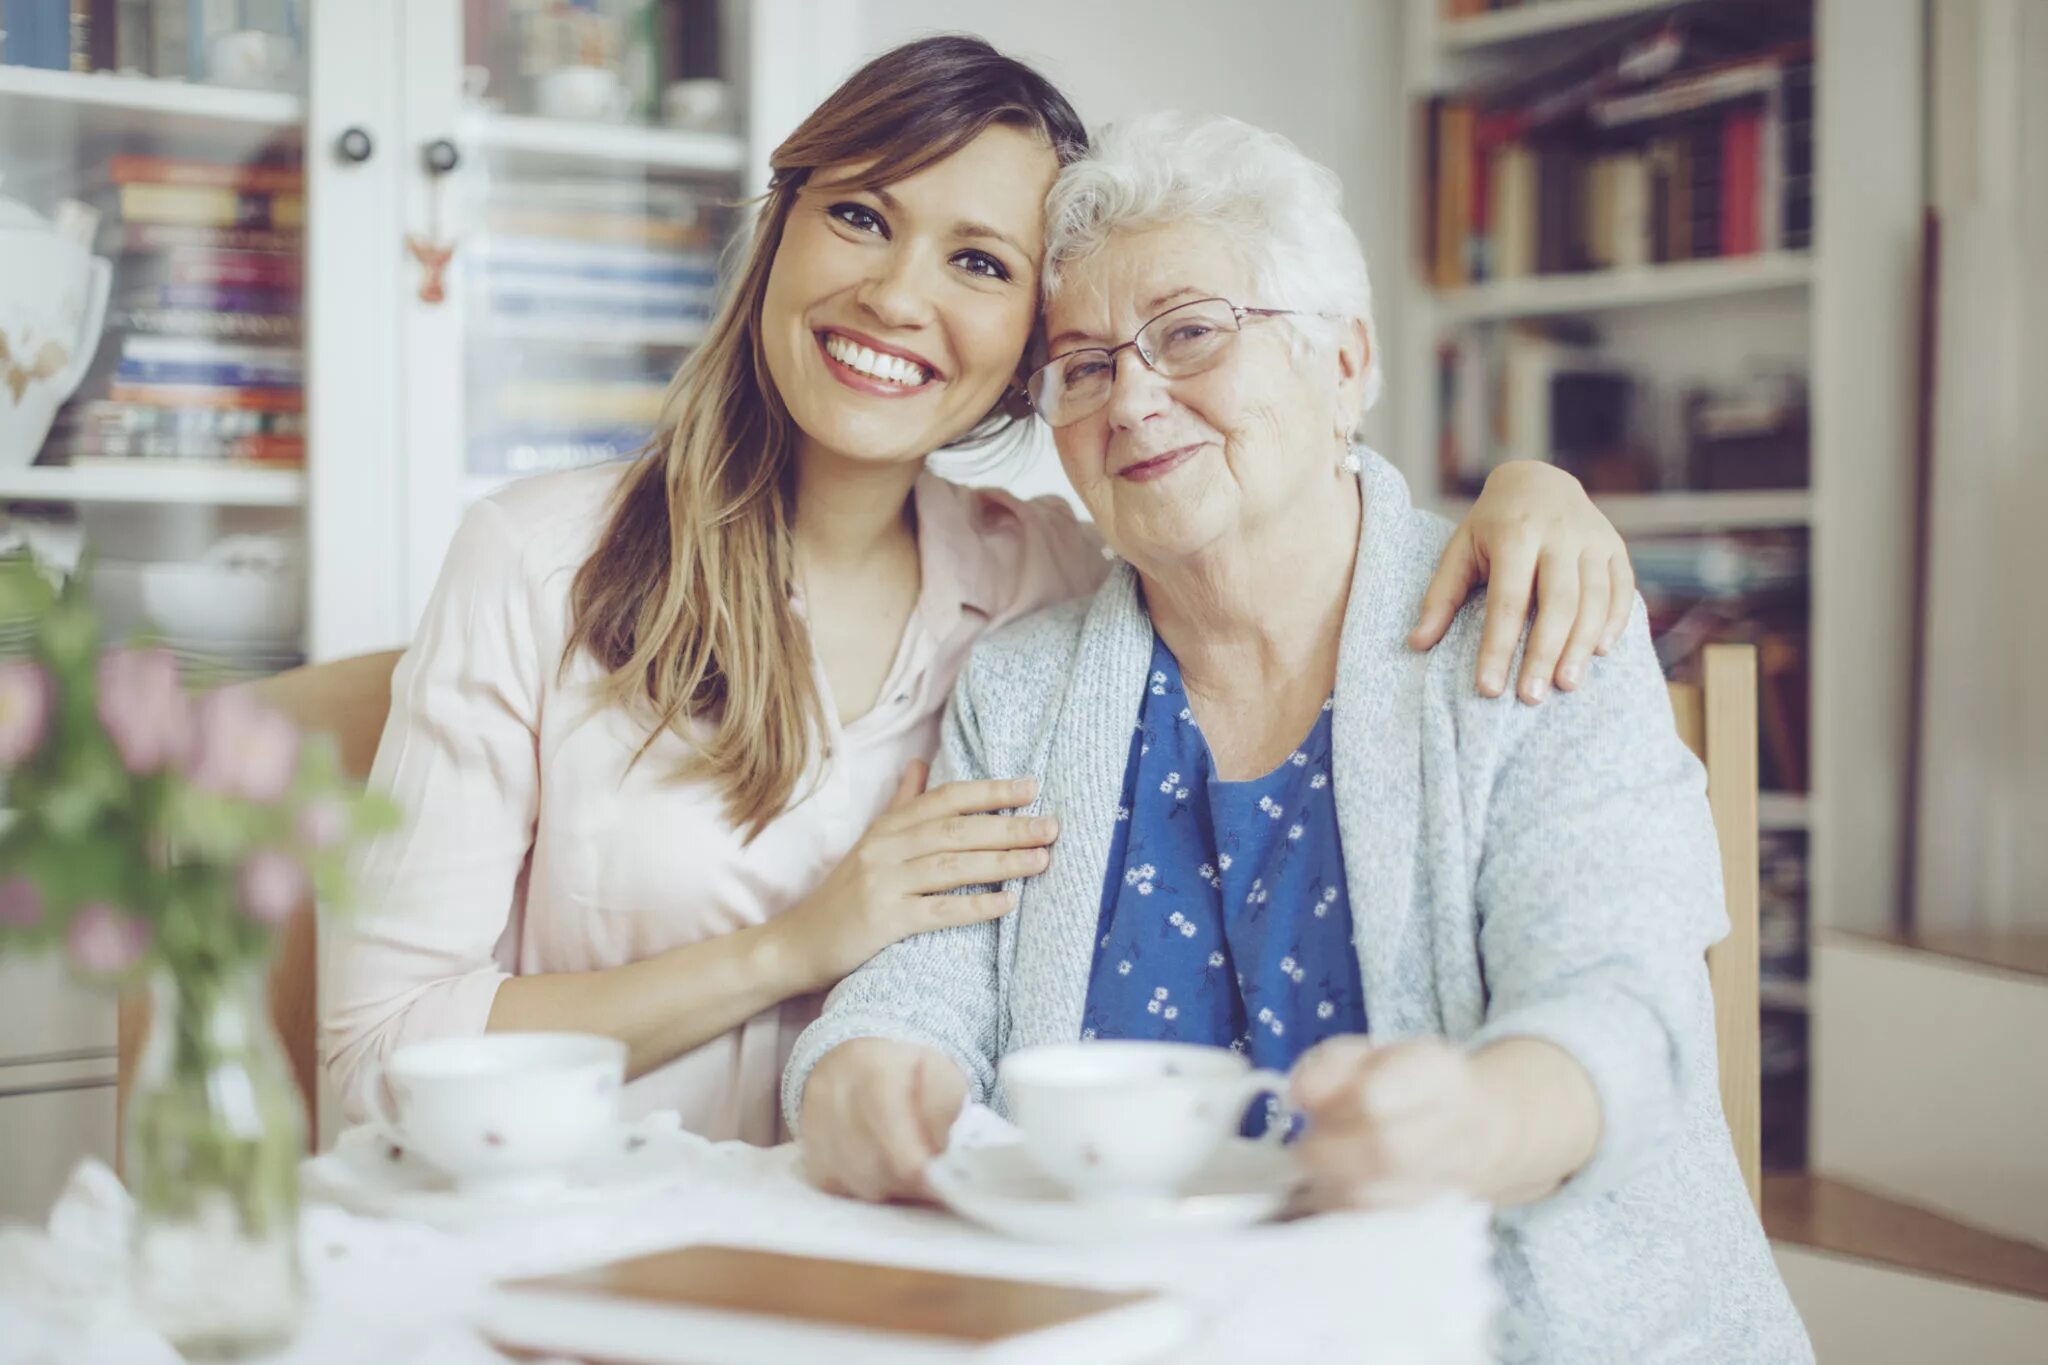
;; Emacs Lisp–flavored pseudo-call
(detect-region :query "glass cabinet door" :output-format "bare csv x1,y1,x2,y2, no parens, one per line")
397,0,744,625
0,0,313,685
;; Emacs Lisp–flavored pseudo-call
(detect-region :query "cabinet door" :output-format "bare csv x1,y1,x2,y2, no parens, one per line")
394,0,752,631
0,1067,117,1225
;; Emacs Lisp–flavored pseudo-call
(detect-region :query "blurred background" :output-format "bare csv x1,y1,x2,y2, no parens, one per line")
0,1,2041,1356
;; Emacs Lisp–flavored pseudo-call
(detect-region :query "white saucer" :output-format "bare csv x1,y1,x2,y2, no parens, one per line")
927,1140,1299,1245
303,1110,711,1229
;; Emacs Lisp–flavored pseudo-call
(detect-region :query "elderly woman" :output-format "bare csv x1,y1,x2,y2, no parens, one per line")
783,113,1810,1362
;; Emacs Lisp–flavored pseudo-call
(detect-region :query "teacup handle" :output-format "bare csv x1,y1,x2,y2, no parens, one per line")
1236,1067,1300,1144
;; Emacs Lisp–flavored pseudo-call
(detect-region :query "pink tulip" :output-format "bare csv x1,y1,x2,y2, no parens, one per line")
187,688,300,804
0,878,41,928
96,648,194,775
0,662,50,766
296,797,348,850
67,902,150,976
236,849,308,927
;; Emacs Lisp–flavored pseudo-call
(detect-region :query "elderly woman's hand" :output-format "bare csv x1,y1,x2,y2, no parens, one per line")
1288,1034,1601,1210
1287,1037,1500,1209
799,1037,968,1203
1409,461,1634,705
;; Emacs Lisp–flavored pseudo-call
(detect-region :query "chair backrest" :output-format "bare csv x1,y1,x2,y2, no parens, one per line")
1667,644,1763,1211
115,650,402,1163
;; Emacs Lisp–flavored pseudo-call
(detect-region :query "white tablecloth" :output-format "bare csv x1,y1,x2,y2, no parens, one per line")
0,1119,1500,1364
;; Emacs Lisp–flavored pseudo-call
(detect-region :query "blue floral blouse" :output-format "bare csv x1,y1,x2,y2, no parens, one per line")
1080,634,1368,1109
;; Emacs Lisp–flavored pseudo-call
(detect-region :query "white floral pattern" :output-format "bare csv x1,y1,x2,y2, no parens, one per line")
1081,634,1368,1126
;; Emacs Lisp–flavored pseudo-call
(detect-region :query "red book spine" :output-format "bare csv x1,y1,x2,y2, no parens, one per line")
1720,110,1761,256
166,251,303,289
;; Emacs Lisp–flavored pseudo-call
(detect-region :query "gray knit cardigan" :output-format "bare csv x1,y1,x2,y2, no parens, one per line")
783,451,1811,1363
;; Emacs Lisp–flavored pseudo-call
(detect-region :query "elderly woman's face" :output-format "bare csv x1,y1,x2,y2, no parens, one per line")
1043,225,1344,565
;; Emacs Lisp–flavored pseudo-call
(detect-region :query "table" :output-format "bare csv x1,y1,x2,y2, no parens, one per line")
0,1122,1500,1364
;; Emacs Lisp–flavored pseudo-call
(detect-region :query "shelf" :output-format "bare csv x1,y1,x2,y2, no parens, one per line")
0,66,301,159
1594,489,1813,534
1432,253,1814,324
1437,488,1812,534
1439,0,1696,51
0,463,305,507
462,112,744,176
473,319,707,351
1758,791,1811,831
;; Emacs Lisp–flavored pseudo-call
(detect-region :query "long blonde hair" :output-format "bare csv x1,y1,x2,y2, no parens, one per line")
564,37,1086,839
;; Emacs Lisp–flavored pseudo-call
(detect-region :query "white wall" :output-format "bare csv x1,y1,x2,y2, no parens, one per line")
795,0,1409,506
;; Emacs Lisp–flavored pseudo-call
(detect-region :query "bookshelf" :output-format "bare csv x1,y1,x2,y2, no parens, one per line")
0,64,300,146
1396,0,1926,1173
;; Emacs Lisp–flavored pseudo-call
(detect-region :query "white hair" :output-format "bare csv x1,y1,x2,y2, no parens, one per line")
1042,111,1382,419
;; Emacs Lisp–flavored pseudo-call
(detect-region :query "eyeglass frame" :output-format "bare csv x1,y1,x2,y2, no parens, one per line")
1022,297,1325,427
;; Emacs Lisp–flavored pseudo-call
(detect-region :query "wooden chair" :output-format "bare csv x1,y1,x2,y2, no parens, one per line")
1668,644,1764,1211
115,649,404,1161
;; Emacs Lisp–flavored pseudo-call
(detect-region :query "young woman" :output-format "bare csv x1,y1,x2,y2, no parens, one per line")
322,36,1636,1146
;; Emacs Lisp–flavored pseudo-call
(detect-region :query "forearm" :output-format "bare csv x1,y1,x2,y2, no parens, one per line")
1470,1037,1603,1207
487,918,819,1081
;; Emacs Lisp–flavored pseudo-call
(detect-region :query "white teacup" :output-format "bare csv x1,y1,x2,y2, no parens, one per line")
998,1041,1293,1201
535,65,630,123
364,1033,625,1189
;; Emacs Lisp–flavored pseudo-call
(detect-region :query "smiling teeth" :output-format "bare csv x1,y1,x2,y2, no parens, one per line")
823,334,930,387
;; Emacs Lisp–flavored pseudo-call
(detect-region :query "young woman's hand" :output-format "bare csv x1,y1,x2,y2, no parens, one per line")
772,761,1055,992
799,1037,967,1202
1411,461,1635,704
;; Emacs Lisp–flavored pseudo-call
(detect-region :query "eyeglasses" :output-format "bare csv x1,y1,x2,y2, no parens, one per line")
1024,297,1306,427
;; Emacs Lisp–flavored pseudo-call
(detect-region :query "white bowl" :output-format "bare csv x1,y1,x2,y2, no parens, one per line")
142,559,303,646
91,557,303,647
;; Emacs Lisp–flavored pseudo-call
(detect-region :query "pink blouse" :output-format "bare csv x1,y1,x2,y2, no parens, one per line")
321,462,1105,1145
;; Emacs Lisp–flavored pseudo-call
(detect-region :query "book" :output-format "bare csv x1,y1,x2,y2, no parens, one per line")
115,358,301,387
125,282,298,314
161,249,301,289
108,381,303,412
106,154,305,194
110,222,302,254
53,435,305,464
477,1243,1190,1365
100,182,305,230
2,0,70,68
108,306,302,341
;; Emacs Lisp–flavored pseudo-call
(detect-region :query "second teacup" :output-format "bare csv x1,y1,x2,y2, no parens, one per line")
364,1032,625,1189
997,1041,1293,1202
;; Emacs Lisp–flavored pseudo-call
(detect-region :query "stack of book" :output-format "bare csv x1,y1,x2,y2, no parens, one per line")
1422,5,1815,288
1435,324,1651,496
464,343,670,481
470,178,722,342
42,152,304,469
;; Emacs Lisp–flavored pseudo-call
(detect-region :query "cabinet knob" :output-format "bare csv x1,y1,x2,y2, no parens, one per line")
335,126,375,163
422,139,461,176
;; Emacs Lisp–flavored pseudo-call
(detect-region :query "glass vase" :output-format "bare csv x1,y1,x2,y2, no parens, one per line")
125,963,306,1358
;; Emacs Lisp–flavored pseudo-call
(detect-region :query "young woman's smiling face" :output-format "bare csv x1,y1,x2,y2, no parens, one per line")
761,124,1059,468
